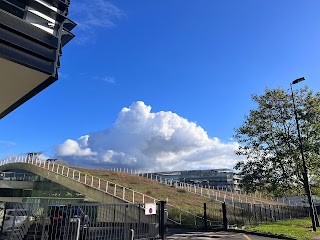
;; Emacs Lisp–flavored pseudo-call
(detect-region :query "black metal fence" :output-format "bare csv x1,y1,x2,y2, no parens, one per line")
167,201,309,230
225,202,309,227
0,200,311,239
166,203,222,228
0,201,166,240
209,202,309,229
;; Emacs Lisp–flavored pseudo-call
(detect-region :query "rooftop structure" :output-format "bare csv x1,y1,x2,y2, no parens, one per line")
0,0,75,119
154,169,241,191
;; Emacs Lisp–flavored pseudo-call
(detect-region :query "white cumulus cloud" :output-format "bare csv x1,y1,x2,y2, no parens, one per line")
54,101,242,172
55,137,96,157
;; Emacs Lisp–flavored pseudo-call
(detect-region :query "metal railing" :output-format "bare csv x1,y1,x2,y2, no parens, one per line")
0,201,162,240
105,168,308,207
219,202,309,228
166,203,222,228
2,156,299,207
0,155,212,227
133,172,290,206
0,156,159,205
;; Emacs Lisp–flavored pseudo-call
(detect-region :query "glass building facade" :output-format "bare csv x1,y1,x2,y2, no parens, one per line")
0,170,86,204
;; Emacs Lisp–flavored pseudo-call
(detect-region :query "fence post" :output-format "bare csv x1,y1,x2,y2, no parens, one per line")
203,203,208,230
269,205,273,221
159,201,167,240
241,202,244,225
222,202,228,230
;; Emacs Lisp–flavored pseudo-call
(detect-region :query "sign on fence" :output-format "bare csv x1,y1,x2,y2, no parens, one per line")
145,203,157,215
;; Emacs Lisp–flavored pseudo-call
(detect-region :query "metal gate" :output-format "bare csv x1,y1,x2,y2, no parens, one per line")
0,201,165,240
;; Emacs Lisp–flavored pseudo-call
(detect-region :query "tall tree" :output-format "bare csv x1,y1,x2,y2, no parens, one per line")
234,86,320,197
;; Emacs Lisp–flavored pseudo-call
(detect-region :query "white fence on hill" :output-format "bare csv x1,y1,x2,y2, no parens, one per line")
0,155,217,226
106,167,306,207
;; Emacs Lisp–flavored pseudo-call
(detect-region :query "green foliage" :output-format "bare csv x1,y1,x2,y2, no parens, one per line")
247,218,319,240
234,86,320,196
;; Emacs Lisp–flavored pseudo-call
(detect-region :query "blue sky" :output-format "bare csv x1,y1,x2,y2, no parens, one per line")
1,0,319,171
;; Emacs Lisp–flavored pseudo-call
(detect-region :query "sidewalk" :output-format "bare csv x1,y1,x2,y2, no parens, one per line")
312,235,320,240
167,228,291,239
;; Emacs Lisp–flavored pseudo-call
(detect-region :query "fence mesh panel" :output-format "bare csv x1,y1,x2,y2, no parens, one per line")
0,202,162,240
223,202,310,227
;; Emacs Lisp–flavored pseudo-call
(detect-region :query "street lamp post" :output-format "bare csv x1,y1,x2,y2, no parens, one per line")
290,77,318,231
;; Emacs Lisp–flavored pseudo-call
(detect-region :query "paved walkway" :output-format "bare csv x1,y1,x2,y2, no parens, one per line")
167,229,286,240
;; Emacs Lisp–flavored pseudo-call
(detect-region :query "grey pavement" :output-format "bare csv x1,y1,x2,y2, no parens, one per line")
167,228,288,240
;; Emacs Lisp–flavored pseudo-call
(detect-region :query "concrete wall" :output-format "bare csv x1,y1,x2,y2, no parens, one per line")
0,180,34,189
0,197,23,202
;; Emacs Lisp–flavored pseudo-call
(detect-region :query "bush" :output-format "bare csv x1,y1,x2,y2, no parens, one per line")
177,189,186,193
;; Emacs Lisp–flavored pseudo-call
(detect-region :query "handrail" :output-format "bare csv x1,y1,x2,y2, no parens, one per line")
0,155,158,204
0,155,217,225
0,156,304,207
133,172,301,206
109,168,272,204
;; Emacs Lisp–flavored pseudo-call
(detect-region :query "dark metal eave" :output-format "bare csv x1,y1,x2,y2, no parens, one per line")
61,28,74,47
36,0,68,12
0,26,56,62
3,0,26,10
28,0,67,23
0,42,55,75
62,18,76,31
0,0,75,120
0,9,58,49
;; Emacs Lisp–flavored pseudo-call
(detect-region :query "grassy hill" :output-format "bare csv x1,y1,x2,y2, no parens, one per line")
73,167,216,212
69,166,286,226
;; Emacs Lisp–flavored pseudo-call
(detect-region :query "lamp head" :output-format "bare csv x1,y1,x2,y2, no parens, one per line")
292,77,305,85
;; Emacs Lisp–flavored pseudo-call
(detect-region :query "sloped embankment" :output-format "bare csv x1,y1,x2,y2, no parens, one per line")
72,167,220,215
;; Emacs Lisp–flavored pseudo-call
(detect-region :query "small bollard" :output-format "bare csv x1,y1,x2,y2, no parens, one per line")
130,229,134,240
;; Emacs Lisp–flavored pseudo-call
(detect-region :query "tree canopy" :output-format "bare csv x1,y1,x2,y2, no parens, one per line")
234,86,320,197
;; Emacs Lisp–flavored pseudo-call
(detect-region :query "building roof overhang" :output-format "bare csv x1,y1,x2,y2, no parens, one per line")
0,0,75,119
0,58,57,119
